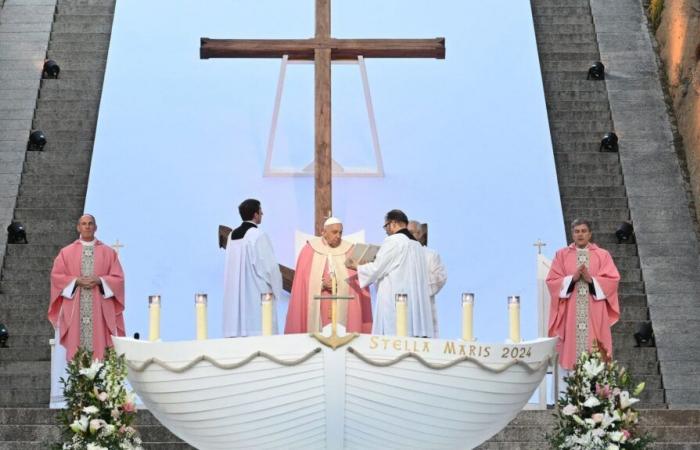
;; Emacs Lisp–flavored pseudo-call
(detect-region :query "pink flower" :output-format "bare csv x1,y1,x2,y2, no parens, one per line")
613,387,621,396
592,413,604,424
97,392,108,402
122,401,136,413
110,408,120,420
596,383,612,398
622,429,631,441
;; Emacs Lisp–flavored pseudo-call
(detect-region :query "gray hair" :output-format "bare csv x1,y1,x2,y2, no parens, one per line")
570,218,592,231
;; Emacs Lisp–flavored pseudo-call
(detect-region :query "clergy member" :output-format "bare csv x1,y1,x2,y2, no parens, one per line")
546,218,620,369
48,214,125,361
350,209,434,337
285,217,372,334
408,220,447,336
223,198,283,337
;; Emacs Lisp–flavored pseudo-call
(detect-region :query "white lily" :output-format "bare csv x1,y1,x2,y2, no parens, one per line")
69,415,89,433
562,404,578,416
79,361,103,380
609,431,624,442
583,396,601,408
606,444,619,450
583,359,605,378
86,444,107,450
620,391,640,409
82,405,99,415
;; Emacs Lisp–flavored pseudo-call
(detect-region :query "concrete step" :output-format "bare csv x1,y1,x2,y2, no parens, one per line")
4,233,76,246
0,389,49,407
18,183,87,197
558,173,624,186
48,40,110,53
0,317,52,334
15,194,86,209
14,208,90,221
540,60,602,72
533,15,594,25
49,32,111,43
537,41,598,53
533,6,591,17
553,151,620,165
531,0,592,6
4,244,63,258
550,119,614,132
35,99,100,111
547,89,609,101
557,196,628,210
53,13,113,24
619,293,647,306
2,266,51,281
552,138,615,152
0,374,48,391
536,33,598,44
547,100,610,113
0,280,51,296
38,86,102,100
543,80,609,93
0,334,53,348
533,23,595,35
28,118,99,132
0,304,52,320
39,78,106,91
559,185,627,198
15,173,89,185
618,305,650,321
561,207,629,220
556,159,622,174
23,161,90,176
0,346,50,361
56,4,114,15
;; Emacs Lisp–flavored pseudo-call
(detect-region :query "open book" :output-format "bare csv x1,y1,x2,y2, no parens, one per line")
350,243,380,265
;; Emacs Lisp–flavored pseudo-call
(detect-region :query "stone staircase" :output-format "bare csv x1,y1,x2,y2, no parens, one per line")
530,0,665,408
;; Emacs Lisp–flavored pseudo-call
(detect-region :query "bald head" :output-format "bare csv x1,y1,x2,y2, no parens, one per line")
407,220,423,241
76,214,97,241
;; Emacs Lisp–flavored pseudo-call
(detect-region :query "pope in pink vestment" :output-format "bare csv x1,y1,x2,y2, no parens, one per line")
49,239,125,360
546,242,620,369
285,220,372,334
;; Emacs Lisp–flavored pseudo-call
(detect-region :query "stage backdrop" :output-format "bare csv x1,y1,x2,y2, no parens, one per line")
85,0,566,343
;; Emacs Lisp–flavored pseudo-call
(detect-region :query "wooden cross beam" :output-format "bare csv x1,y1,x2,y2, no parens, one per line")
201,0,445,234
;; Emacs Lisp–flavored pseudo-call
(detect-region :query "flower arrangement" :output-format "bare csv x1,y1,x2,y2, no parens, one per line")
54,348,143,450
549,349,652,449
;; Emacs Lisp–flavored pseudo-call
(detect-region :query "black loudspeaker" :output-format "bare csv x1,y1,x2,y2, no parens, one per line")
634,322,655,347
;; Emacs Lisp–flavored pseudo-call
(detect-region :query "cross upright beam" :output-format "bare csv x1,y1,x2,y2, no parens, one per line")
201,0,445,234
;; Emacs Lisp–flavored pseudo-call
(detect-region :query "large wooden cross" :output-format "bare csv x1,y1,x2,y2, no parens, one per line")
201,0,445,234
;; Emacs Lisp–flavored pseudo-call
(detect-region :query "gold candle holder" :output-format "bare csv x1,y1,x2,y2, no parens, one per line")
195,293,208,340
508,295,521,343
148,295,161,341
395,293,408,337
461,293,475,341
261,293,274,336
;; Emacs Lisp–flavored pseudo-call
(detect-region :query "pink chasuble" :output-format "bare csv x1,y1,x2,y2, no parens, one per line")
546,243,620,369
285,239,372,334
48,240,125,360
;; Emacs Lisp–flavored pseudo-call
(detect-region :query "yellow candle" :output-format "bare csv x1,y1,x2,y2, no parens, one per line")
508,296,521,343
148,295,161,341
395,294,408,337
195,293,208,340
261,293,274,336
462,293,474,341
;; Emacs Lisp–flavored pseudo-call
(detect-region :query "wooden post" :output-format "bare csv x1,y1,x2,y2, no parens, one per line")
315,47,332,235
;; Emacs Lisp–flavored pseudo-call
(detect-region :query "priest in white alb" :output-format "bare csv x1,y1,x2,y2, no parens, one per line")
222,198,283,337
408,220,447,336
348,209,434,337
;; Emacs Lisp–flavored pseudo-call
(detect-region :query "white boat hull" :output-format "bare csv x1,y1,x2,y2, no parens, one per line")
113,334,557,450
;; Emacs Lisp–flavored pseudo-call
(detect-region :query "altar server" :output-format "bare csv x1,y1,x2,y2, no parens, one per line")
223,199,283,337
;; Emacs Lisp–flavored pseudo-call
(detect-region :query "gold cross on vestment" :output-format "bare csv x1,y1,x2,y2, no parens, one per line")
200,0,445,234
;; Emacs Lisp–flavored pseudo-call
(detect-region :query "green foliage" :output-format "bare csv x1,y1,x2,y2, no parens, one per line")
548,350,653,450
647,0,664,31
53,347,143,450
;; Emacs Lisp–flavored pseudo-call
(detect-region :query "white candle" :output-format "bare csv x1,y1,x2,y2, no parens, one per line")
195,293,208,340
395,293,408,337
261,293,274,336
462,293,475,341
148,295,161,341
508,295,521,343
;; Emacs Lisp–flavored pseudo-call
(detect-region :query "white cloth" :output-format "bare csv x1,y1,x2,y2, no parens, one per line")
558,275,607,301
222,227,283,337
358,232,434,337
424,247,447,337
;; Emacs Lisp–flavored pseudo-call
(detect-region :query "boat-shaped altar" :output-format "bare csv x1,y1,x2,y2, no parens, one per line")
114,332,557,450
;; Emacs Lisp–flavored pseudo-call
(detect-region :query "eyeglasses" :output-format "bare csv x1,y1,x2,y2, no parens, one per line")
383,222,391,230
